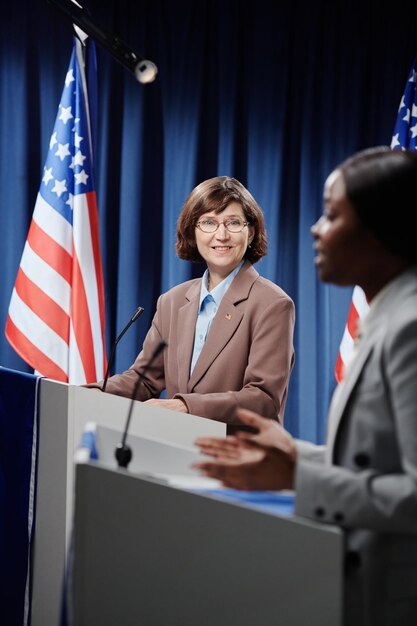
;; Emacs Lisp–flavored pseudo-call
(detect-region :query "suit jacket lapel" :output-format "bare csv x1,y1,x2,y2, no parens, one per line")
188,262,258,391
177,281,201,391
188,300,243,389
325,297,396,461
325,339,374,460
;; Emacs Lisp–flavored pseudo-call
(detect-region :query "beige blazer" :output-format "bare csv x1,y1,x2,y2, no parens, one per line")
100,262,295,424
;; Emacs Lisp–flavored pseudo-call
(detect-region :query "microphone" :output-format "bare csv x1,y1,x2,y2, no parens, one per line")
44,0,158,84
102,306,145,392
115,339,168,469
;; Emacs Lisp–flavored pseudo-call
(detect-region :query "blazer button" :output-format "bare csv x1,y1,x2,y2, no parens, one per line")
333,511,344,523
314,506,325,518
353,452,370,468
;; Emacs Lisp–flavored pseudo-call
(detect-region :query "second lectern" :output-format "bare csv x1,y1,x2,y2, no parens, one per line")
70,461,343,626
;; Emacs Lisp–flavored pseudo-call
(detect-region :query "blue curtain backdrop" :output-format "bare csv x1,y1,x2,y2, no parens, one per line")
1,0,417,442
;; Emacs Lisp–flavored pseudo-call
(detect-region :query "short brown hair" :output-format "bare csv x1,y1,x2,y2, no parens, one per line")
176,176,267,263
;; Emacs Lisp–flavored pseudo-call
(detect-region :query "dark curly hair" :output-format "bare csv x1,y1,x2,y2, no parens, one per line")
175,176,267,264
339,146,417,264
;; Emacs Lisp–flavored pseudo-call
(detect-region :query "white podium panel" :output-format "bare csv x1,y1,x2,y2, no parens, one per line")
31,379,225,626
72,462,344,626
94,424,210,478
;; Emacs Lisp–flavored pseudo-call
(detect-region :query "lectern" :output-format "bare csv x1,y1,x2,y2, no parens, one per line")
30,378,225,626
70,461,344,626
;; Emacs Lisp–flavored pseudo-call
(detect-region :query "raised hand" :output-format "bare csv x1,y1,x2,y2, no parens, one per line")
194,408,297,491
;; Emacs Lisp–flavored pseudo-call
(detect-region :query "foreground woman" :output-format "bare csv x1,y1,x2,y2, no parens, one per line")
195,148,417,625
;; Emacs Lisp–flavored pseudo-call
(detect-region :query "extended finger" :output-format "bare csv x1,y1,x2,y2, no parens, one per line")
235,408,271,429
195,435,238,447
195,464,251,490
193,458,244,474
195,437,241,458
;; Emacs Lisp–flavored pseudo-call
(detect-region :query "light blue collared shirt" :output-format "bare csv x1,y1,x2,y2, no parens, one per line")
190,261,244,375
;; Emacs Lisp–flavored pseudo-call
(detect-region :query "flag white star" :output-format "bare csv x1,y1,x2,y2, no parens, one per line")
410,122,417,139
398,95,406,111
72,118,80,132
73,150,87,167
75,170,89,185
66,192,74,210
55,143,71,161
42,167,54,185
412,103,417,118
49,132,58,150
402,108,410,122
59,105,73,124
390,133,400,148
65,69,75,87
74,132,83,148
51,179,68,197
409,69,417,83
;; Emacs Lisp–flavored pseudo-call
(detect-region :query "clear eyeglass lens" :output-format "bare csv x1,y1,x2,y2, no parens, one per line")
198,219,247,233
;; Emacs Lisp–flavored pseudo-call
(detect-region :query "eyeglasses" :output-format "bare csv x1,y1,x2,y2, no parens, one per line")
196,218,250,233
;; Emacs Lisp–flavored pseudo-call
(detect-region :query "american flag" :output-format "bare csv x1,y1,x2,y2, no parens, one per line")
390,55,417,152
335,54,417,383
5,37,107,384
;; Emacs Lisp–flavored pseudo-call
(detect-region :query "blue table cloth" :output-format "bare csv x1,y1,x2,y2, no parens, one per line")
195,488,295,517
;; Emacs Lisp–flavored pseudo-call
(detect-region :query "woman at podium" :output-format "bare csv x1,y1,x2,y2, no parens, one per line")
88,176,295,426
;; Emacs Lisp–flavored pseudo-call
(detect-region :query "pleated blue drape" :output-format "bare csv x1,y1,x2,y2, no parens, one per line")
1,0,417,441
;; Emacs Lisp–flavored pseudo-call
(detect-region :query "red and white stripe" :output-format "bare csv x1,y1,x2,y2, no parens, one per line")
334,285,369,383
6,190,106,384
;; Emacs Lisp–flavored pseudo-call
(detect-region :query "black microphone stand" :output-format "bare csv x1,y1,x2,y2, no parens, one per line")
102,306,144,392
115,340,168,469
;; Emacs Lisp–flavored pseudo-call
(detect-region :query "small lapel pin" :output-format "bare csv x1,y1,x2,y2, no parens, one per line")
225,313,232,320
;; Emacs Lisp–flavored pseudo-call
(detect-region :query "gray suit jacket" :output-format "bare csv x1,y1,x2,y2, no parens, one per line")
295,266,417,625
99,262,295,424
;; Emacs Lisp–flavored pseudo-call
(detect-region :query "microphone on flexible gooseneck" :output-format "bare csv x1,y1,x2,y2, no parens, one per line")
115,339,168,469
101,306,145,392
